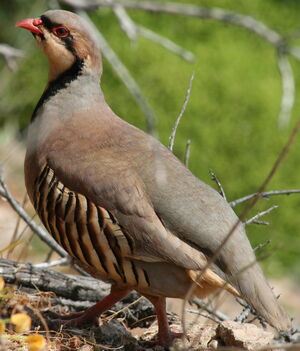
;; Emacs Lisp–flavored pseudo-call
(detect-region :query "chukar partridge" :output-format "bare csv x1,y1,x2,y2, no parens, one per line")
16,10,290,347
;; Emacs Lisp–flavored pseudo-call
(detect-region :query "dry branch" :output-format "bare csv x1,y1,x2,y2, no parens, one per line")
209,169,227,201
77,10,157,136
0,168,68,259
59,0,300,127
277,52,295,127
230,189,300,207
0,258,110,302
59,0,300,58
245,205,278,226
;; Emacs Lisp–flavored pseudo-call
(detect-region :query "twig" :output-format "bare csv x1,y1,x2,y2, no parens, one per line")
244,205,278,226
112,4,195,60
250,220,269,225
186,309,221,324
234,305,251,323
230,189,300,207
0,169,68,259
77,10,157,136
184,139,191,167
277,52,295,128
253,240,271,252
209,169,226,200
31,295,94,311
235,297,267,328
0,169,90,275
169,72,194,151
192,297,228,322
113,4,137,40
33,257,71,268
136,25,195,62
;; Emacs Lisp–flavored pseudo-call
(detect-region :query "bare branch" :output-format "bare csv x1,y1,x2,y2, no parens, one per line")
33,257,71,268
112,4,195,60
234,305,251,323
0,258,110,302
186,309,222,324
136,25,195,62
77,10,157,135
192,297,229,322
0,43,24,71
235,297,267,328
250,220,269,226
169,72,194,151
113,4,137,40
253,240,271,252
230,189,300,207
59,1,300,59
245,205,278,226
277,52,295,128
0,169,68,259
209,169,226,201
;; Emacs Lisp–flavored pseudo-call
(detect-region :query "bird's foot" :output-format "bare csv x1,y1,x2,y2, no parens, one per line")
46,310,99,329
157,330,183,349
46,288,131,330
141,327,183,349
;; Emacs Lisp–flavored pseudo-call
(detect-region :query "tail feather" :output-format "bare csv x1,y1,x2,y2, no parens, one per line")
188,269,240,298
234,263,291,331
188,264,291,331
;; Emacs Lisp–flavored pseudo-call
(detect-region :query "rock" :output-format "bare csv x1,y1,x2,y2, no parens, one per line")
189,325,217,348
217,321,274,350
79,345,94,351
95,320,138,348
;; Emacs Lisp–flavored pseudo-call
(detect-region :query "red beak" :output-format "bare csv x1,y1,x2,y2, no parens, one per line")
15,18,43,35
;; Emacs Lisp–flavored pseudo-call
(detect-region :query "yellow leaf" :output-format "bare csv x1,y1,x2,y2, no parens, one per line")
0,321,5,334
10,313,31,333
26,334,46,351
0,277,4,291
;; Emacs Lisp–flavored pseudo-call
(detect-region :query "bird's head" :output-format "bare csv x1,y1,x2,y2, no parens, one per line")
16,10,102,81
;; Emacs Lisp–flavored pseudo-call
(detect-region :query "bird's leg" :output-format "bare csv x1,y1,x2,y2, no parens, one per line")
50,287,131,327
145,295,182,348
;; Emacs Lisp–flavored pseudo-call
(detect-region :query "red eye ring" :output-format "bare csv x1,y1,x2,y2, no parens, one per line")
52,26,70,38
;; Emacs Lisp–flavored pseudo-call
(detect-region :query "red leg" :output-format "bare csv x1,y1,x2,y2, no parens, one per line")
146,295,182,348
51,288,131,327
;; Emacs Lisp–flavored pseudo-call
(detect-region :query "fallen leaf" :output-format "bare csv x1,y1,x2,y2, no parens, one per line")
0,321,5,334
0,276,5,291
26,334,46,351
10,313,31,333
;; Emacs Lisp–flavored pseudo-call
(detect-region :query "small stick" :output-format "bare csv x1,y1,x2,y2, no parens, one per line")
245,205,278,226
169,72,195,151
230,189,300,207
209,169,226,200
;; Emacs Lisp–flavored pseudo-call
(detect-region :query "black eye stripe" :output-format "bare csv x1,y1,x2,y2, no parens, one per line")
40,15,76,55
40,15,59,30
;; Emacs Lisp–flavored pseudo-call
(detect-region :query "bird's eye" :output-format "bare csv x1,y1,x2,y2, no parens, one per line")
52,26,70,38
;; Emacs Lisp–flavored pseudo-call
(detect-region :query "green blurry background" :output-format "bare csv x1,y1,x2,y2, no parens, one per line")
0,1,300,279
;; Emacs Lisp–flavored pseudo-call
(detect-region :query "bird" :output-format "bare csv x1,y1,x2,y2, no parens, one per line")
16,10,290,347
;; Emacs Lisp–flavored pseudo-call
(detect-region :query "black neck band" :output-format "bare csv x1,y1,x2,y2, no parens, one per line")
31,58,84,121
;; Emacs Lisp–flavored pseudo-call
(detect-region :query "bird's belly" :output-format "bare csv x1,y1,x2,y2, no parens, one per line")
32,165,151,290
